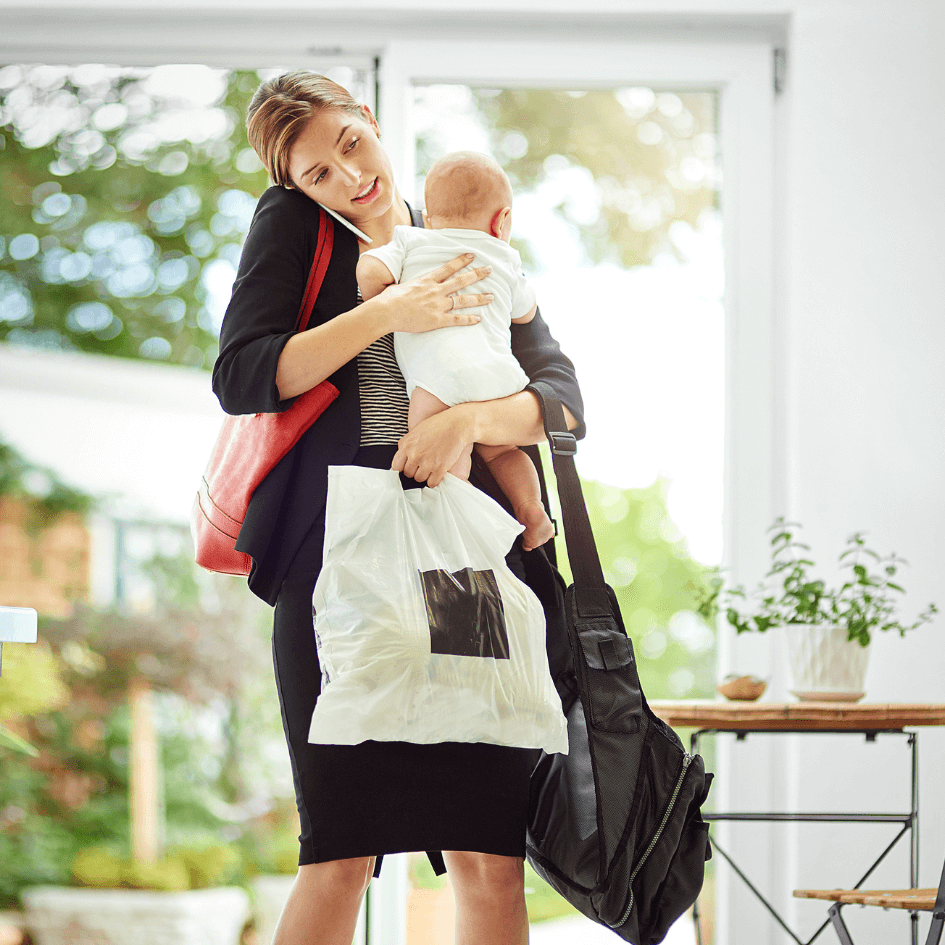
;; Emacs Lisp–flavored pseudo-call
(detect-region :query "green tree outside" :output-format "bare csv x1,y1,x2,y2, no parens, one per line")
0,64,270,365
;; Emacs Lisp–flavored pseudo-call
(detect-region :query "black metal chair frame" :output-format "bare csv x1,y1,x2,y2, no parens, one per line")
690,727,920,945
823,853,945,945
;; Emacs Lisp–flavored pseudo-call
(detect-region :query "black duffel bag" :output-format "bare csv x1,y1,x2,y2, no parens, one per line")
524,381,713,945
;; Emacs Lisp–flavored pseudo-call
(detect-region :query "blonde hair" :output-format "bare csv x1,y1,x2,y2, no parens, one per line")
424,151,513,227
246,71,364,187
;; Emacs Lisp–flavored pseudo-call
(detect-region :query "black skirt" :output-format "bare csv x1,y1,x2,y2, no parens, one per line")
272,446,541,871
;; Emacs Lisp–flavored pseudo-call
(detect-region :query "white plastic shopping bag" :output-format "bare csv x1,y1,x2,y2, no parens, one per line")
309,466,568,754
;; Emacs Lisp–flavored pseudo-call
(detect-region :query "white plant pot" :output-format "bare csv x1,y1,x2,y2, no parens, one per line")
785,623,870,701
22,886,250,945
250,875,296,945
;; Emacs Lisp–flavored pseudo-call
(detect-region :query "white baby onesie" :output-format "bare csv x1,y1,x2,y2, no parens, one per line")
363,226,536,407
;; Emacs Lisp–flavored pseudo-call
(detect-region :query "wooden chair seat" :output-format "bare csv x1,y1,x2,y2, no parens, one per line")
795,888,938,911
795,868,945,945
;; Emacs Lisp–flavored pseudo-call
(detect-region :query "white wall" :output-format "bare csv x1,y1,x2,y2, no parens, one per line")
0,345,224,525
2,2,944,942
768,4,945,943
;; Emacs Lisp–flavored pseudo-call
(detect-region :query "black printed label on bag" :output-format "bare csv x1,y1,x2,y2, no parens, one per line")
419,567,510,659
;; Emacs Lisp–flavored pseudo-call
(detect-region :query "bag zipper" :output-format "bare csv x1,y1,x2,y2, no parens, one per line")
612,752,693,928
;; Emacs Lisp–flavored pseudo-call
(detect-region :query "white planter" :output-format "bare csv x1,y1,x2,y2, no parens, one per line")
22,886,250,945
785,623,870,701
250,875,295,945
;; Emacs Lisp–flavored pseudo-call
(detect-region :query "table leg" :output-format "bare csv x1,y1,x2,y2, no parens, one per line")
692,731,705,945
827,904,856,945
910,732,919,945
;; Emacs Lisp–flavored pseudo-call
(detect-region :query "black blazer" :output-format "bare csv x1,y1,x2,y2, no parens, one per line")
213,186,585,605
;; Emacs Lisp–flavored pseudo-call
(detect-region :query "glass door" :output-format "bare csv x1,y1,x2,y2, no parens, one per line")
413,83,723,557
406,78,720,945
384,39,774,945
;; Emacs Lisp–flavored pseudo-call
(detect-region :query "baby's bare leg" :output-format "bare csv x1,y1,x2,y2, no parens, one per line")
409,388,473,480
476,444,555,551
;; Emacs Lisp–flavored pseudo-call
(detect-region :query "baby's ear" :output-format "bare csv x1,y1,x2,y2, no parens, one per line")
492,207,512,240
422,210,432,228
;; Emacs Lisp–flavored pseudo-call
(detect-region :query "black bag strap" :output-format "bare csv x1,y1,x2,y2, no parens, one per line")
528,381,644,742
526,381,605,590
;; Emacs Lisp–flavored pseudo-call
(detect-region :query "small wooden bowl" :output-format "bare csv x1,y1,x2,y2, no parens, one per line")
717,675,767,701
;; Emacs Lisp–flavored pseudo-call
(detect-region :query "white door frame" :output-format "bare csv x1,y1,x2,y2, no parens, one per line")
381,38,778,943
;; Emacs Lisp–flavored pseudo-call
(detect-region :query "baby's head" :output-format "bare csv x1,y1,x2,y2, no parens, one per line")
423,151,513,242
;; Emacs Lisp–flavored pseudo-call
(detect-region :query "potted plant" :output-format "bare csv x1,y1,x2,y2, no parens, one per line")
694,518,937,700
23,844,250,945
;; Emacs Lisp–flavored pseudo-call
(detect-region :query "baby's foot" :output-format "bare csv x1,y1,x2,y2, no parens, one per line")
517,501,556,552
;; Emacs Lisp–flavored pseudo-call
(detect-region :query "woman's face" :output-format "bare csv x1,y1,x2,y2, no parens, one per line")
286,106,395,226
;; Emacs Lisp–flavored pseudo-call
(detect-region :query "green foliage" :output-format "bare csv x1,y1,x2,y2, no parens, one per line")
0,641,69,756
559,476,716,699
409,853,445,891
4,68,718,365
0,543,290,907
0,641,68,722
0,438,96,529
523,862,581,924
232,800,301,878
416,87,718,271
694,517,939,646
0,630,246,906
172,843,241,888
0,64,269,367
70,843,240,891
0,722,37,755
0,642,126,904
72,847,187,891
0,683,243,904
71,847,137,889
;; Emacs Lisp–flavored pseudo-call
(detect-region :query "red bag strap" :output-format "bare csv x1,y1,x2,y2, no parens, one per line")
294,207,335,332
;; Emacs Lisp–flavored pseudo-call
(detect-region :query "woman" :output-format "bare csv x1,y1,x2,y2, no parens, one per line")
212,71,584,945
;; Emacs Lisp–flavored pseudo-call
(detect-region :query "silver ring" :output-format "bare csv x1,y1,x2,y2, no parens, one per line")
448,295,456,311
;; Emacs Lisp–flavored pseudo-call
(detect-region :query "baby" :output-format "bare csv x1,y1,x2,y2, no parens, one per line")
357,151,555,551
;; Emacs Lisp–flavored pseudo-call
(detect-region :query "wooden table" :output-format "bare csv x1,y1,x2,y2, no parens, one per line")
650,701,945,732
649,701,945,945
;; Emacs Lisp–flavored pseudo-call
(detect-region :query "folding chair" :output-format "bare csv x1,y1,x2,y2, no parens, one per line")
794,851,945,945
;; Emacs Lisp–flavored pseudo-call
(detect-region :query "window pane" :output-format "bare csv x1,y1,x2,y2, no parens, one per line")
412,84,722,697
412,81,719,945
0,63,371,368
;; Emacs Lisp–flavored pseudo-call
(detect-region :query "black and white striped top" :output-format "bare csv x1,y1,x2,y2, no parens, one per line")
354,204,421,446
357,329,410,447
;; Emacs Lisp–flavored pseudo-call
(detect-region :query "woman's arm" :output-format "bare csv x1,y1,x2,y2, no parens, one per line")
213,188,493,412
392,307,584,486
274,259,494,400
212,188,327,415
392,388,576,486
